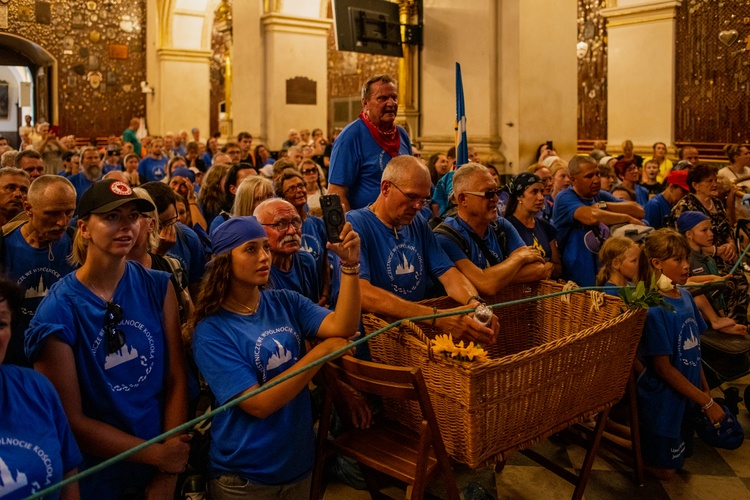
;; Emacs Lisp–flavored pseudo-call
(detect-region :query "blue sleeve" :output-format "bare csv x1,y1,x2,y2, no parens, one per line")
284,289,331,339
552,190,583,229
597,191,620,203
328,126,361,188
419,219,454,279
640,306,675,358
181,224,207,283
499,218,526,252
137,159,146,178
346,210,373,282
433,172,454,216
687,290,707,334
193,317,259,405
436,232,468,262
24,291,76,362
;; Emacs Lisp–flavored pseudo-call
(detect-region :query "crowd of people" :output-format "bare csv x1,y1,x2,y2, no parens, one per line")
0,73,746,498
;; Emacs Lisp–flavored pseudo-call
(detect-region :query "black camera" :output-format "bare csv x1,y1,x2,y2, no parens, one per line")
320,194,345,243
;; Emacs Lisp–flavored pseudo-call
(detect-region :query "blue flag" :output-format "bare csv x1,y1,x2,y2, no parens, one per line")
455,62,468,167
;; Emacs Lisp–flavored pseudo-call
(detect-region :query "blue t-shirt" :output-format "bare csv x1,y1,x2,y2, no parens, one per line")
167,223,207,285
644,193,671,230
138,156,168,182
201,152,213,169
635,184,649,207
3,226,76,366
540,195,554,222
347,208,454,301
102,163,123,174
432,171,455,216
637,289,707,438
301,215,328,277
552,187,619,287
192,290,330,485
327,119,412,210
209,212,229,237
268,251,321,303
25,262,171,497
436,216,525,269
0,365,82,500
506,215,557,262
68,172,97,206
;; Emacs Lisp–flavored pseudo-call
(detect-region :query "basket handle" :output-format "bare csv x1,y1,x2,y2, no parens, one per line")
400,319,436,361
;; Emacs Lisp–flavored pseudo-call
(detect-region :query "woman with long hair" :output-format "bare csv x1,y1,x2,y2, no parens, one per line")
190,216,361,498
198,163,231,227
26,179,190,499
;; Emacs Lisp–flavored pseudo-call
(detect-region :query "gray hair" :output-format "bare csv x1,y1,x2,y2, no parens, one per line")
253,198,295,222
361,74,397,101
568,155,597,176
452,163,489,195
132,187,160,251
1,150,18,168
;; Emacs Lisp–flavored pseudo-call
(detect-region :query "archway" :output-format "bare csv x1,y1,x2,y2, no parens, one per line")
0,33,57,147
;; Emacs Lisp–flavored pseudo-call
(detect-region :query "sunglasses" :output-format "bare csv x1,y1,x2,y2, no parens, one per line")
301,169,317,175
463,189,501,200
105,302,126,354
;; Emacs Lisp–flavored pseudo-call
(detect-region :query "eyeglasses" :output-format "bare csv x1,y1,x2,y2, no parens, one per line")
283,183,306,195
539,177,553,184
104,302,126,354
160,215,179,228
389,182,431,207
301,169,317,175
262,217,303,232
463,189,501,200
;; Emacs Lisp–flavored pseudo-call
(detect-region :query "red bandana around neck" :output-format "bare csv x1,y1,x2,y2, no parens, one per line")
359,109,401,158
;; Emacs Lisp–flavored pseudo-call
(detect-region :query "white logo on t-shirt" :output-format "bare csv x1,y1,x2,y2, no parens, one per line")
683,332,699,351
0,455,28,495
266,339,293,371
24,276,48,299
104,344,140,370
395,253,415,275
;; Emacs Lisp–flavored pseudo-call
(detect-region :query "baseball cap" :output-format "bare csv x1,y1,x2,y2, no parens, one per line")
666,169,690,191
694,405,745,450
78,179,155,219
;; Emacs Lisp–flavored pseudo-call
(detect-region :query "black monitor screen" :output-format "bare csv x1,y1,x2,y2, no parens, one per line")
332,0,403,58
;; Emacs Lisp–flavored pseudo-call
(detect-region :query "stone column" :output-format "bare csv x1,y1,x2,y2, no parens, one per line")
260,13,331,150
601,0,681,156
418,0,577,172
231,0,263,143
154,48,212,136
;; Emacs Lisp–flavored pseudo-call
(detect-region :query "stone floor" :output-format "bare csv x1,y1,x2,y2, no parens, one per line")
323,376,750,500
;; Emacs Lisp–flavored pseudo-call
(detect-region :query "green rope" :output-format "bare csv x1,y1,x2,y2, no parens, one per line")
23,275,738,499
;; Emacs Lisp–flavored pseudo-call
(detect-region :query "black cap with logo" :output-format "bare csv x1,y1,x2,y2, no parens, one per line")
78,179,155,219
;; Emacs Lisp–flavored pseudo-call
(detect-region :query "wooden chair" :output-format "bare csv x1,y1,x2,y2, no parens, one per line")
310,356,460,500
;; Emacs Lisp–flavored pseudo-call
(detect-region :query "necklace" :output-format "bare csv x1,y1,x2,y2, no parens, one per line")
88,280,114,303
226,294,261,315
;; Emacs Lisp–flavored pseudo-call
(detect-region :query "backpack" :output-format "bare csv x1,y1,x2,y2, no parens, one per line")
432,219,509,266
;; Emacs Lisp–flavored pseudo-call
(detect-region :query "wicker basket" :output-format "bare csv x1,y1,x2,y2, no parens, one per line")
364,281,647,468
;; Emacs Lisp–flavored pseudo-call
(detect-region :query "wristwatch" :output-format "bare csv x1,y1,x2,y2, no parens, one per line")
597,201,608,210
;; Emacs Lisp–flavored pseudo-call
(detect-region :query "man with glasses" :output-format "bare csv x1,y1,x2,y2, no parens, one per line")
434,163,550,294
277,168,331,305
2,175,76,366
221,142,243,166
142,182,207,295
552,155,645,286
348,155,498,344
255,198,323,303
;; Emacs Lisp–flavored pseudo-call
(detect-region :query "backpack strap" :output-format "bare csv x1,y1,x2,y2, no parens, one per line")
433,222,471,258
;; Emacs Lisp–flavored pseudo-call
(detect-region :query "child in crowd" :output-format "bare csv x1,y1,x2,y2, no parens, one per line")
596,236,639,294
635,228,725,480
641,159,665,199
676,211,747,335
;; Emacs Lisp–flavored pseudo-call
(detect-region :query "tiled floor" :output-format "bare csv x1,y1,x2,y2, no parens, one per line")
323,376,750,500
